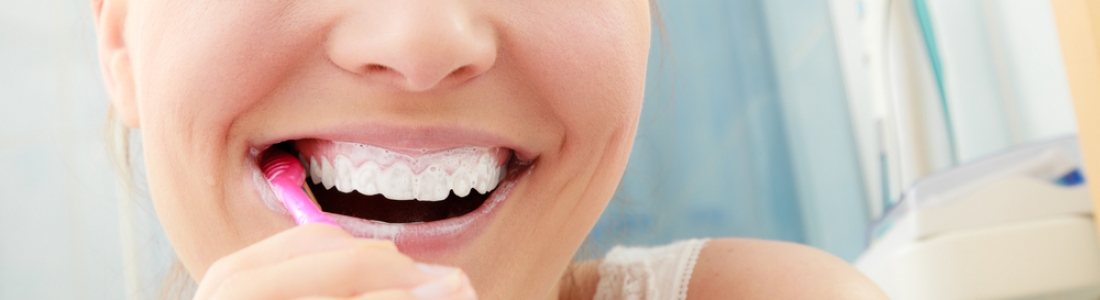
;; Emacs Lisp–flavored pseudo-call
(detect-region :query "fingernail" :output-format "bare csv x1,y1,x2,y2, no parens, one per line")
411,264,464,298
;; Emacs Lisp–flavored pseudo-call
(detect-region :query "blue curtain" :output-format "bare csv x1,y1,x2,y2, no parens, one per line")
589,0,871,261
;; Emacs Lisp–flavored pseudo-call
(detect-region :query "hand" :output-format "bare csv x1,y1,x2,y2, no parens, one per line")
193,224,477,300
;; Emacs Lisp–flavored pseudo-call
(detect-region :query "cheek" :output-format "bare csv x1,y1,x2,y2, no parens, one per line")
493,1,650,228
126,1,339,265
132,1,333,139
499,1,650,138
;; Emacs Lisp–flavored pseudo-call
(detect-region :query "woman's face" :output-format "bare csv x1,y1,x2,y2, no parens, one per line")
110,0,649,297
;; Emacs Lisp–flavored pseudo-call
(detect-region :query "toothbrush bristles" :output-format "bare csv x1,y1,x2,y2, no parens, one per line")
302,182,320,206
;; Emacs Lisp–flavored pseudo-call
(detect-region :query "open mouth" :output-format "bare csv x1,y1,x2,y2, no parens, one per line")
267,139,515,224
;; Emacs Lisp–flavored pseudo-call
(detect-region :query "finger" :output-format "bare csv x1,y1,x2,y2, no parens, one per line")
291,295,410,300
196,224,396,299
295,287,473,300
352,274,477,300
403,267,472,300
440,270,478,300
208,242,437,299
287,271,478,300
350,289,416,300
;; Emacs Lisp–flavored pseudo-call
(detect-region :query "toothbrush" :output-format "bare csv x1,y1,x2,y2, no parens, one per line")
261,149,339,227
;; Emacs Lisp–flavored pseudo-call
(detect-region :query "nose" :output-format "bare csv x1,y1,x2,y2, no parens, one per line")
326,1,497,92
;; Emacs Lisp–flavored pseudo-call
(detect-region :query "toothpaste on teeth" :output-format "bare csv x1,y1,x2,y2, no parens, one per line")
298,141,508,201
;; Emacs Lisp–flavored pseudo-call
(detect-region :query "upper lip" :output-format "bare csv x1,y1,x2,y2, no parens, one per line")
251,122,538,162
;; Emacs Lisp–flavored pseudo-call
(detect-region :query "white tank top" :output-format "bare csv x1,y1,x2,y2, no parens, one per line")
594,239,710,300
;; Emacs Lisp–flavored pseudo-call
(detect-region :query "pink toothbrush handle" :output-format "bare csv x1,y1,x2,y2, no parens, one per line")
261,149,339,227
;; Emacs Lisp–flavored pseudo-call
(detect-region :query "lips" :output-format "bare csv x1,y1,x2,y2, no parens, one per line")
249,129,533,252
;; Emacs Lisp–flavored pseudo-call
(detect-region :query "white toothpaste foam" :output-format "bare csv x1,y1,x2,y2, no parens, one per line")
298,141,508,201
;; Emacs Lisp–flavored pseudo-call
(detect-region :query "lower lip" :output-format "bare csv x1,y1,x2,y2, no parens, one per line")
250,153,532,254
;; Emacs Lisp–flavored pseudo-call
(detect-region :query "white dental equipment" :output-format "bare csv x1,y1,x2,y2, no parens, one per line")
856,137,1100,299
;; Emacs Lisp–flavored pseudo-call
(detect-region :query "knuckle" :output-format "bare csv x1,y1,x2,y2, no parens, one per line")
346,246,382,269
218,272,244,290
204,257,239,279
210,270,253,299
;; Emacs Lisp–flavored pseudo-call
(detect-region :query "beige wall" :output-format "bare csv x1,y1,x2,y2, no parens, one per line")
1053,0,1100,232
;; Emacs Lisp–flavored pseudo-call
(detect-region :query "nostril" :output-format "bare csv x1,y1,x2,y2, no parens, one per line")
448,66,473,81
365,64,392,73
351,61,484,92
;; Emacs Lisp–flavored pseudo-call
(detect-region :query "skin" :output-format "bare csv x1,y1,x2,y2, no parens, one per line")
92,0,888,298
564,239,888,300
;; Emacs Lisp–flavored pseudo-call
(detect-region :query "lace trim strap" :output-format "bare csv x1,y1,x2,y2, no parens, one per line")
594,239,710,300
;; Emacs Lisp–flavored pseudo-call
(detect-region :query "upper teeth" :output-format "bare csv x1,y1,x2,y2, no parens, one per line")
305,147,506,201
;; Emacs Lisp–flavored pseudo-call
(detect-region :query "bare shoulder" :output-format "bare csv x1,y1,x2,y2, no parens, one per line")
687,238,888,299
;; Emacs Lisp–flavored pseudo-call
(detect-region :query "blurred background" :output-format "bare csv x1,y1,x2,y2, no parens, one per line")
0,0,1085,298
